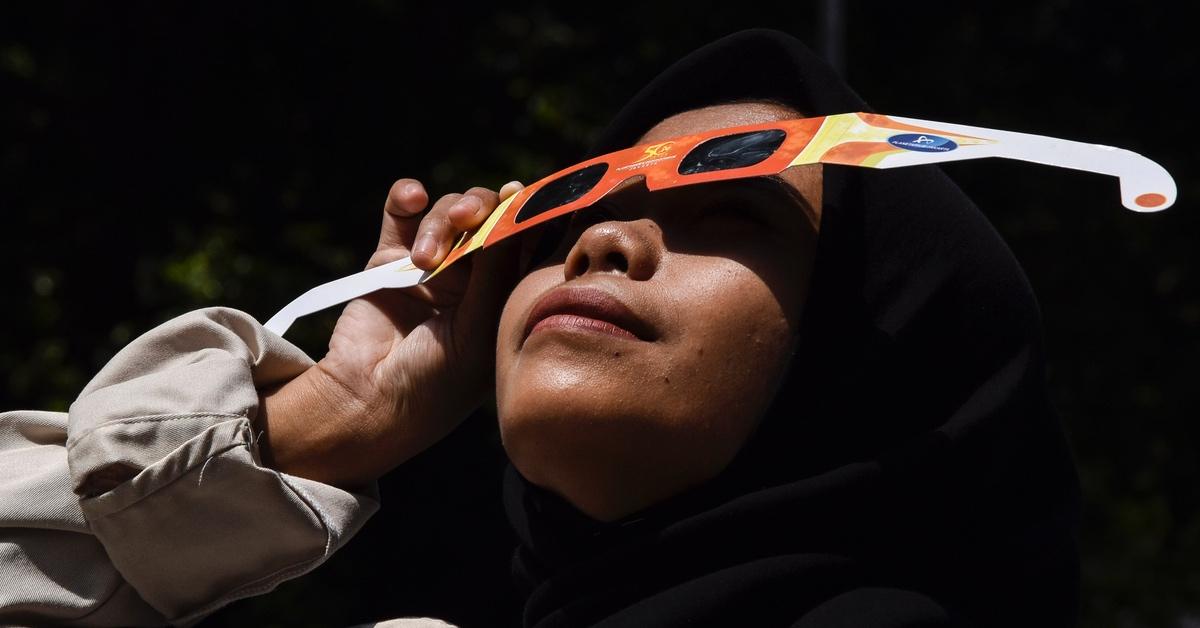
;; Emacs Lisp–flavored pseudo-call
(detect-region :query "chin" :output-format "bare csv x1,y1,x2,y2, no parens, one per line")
497,364,738,522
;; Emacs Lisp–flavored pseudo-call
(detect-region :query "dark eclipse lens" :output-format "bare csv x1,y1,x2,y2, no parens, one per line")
515,162,610,224
678,129,787,175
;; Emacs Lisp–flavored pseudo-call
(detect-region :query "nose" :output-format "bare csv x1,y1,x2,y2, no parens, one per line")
563,218,662,282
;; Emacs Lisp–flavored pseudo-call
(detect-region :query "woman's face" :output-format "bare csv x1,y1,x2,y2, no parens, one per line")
495,102,822,521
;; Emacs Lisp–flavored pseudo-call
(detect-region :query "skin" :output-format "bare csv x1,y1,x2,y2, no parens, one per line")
259,102,822,520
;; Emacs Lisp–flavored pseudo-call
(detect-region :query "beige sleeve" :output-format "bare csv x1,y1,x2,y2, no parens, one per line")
0,307,380,626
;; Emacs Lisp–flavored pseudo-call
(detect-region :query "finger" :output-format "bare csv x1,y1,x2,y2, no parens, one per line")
451,185,526,337
373,179,430,264
412,186,505,271
446,186,501,232
498,180,524,201
384,178,429,217
410,192,463,270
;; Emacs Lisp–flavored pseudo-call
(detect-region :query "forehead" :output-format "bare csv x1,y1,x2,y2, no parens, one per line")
637,102,804,144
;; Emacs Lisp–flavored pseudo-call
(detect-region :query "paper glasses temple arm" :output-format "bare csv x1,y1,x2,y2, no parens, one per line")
873,115,1177,212
262,113,1179,336
262,256,428,336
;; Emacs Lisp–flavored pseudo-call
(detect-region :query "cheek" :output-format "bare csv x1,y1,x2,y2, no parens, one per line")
659,261,795,436
495,266,559,407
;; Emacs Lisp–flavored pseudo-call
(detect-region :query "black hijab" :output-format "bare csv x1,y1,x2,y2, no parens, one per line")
502,29,1081,628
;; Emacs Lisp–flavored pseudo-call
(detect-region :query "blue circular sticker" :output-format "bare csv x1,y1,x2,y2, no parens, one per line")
887,133,958,153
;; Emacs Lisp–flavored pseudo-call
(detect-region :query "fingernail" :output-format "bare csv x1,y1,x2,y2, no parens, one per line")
404,183,422,198
414,235,437,260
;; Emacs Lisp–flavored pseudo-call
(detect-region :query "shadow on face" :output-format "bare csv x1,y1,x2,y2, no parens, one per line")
495,102,822,521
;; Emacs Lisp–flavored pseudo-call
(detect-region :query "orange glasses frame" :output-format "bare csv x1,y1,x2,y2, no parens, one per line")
431,116,827,276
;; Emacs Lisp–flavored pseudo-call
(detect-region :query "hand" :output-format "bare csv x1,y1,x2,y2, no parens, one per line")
258,178,525,489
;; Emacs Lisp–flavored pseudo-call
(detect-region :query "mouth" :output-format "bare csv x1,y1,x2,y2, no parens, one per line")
523,286,655,344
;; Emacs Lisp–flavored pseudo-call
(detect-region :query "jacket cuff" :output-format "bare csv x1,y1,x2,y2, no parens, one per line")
66,306,379,622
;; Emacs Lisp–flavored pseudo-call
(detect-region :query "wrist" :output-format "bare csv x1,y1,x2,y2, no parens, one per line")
257,364,383,489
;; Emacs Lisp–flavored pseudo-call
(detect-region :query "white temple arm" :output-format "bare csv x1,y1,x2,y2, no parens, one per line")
263,257,428,336
881,116,1177,212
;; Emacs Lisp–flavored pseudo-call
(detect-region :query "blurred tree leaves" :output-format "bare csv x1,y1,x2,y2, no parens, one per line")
1,2,1195,626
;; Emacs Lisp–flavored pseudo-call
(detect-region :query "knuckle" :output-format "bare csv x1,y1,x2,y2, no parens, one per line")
465,186,500,208
422,210,451,233
447,207,478,229
464,186,498,199
431,192,464,214
453,195,481,211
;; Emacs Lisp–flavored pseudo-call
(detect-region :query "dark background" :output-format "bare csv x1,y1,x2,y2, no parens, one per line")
2,3,1195,627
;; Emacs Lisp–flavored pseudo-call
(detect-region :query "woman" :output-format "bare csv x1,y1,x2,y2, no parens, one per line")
0,29,1080,627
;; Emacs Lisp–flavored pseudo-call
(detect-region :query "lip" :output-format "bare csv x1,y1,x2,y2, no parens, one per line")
523,285,655,344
